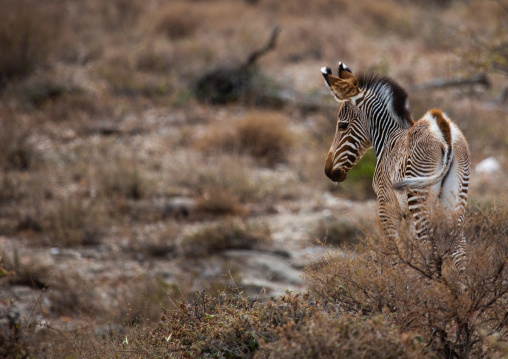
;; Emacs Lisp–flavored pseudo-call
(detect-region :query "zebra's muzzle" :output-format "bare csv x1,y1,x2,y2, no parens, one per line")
324,167,348,183
325,153,348,182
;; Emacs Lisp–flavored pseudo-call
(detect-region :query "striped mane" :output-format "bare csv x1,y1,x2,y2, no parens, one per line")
357,73,414,127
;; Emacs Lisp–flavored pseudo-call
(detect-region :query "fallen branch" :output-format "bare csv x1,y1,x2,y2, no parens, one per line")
411,74,490,92
244,25,280,69
193,25,280,104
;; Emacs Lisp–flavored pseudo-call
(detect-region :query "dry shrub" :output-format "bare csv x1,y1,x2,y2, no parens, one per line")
15,74,103,122
135,290,426,358
153,2,200,40
0,0,62,85
97,158,150,200
314,217,361,247
198,112,294,166
45,198,103,247
125,224,178,260
136,41,173,73
257,312,427,359
352,0,415,37
0,114,34,171
46,275,100,317
197,188,245,216
181,219,271,257
0,303,38,359
306,204,508,358
116,277,172,326
0,249,50,289
262,0,349,17
101,0,146,30
141,291,318,358
98,55,172,97
450,104,507,160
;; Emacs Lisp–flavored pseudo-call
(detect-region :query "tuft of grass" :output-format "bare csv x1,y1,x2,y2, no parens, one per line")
0,249,50,289
181,219,271,257
0,115,35,171
153,2,200,40
101,0,145,30
47,275,100,317
139,290,319,358
97,159,150,201
125,223,178,260
354,0,415,37
257,312,427,359
314,217,361,247
121,277,173,326
197,112,294,166
0,0,62,86
135,41,172,73
45,198,103,247
196,188,245,216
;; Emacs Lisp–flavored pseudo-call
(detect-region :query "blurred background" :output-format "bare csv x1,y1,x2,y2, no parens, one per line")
0,0,506,355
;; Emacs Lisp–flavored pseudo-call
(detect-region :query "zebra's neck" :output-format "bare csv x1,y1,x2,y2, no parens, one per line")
359,87,412,157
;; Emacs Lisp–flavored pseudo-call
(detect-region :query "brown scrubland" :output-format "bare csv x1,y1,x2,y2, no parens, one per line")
0,0,507,358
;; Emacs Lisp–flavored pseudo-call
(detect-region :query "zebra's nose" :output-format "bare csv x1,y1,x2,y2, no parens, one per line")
324,152,335,179
325,167,347,183
325,154,347,182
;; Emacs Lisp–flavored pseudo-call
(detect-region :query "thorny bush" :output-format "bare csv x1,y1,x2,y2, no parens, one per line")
306,203,508,358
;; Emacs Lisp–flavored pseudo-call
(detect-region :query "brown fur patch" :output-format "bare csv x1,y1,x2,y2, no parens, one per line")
430,109,451,148
327,75,360,99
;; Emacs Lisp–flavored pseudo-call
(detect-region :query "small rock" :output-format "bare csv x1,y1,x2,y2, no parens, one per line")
476,156,501,174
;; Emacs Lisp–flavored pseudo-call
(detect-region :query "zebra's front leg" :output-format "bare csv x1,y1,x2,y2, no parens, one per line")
377,196,408,262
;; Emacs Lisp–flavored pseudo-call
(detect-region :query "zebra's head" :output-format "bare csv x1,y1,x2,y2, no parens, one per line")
324,101,372,183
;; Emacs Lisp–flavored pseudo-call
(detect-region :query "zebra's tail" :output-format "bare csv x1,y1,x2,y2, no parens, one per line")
393,147,453,191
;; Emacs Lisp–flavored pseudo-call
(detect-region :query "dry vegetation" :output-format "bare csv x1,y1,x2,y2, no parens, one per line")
0,0,507,358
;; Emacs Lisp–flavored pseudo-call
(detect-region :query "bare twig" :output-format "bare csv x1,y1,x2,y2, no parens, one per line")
244,25,280,69
411,74,490,92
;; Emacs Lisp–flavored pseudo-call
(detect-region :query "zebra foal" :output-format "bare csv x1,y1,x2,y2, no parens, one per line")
321,63,470,271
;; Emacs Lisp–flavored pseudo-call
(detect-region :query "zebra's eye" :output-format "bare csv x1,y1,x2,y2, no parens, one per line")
338,122,349,130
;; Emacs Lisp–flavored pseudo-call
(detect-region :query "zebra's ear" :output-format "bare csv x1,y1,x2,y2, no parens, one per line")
321,66,361,101
337,62,356,82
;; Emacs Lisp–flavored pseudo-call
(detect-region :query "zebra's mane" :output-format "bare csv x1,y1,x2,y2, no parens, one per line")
357,73,414,126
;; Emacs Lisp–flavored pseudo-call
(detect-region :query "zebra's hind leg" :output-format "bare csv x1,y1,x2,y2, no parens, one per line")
407,191,443,278
451,215,467,273
452,236,466,272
